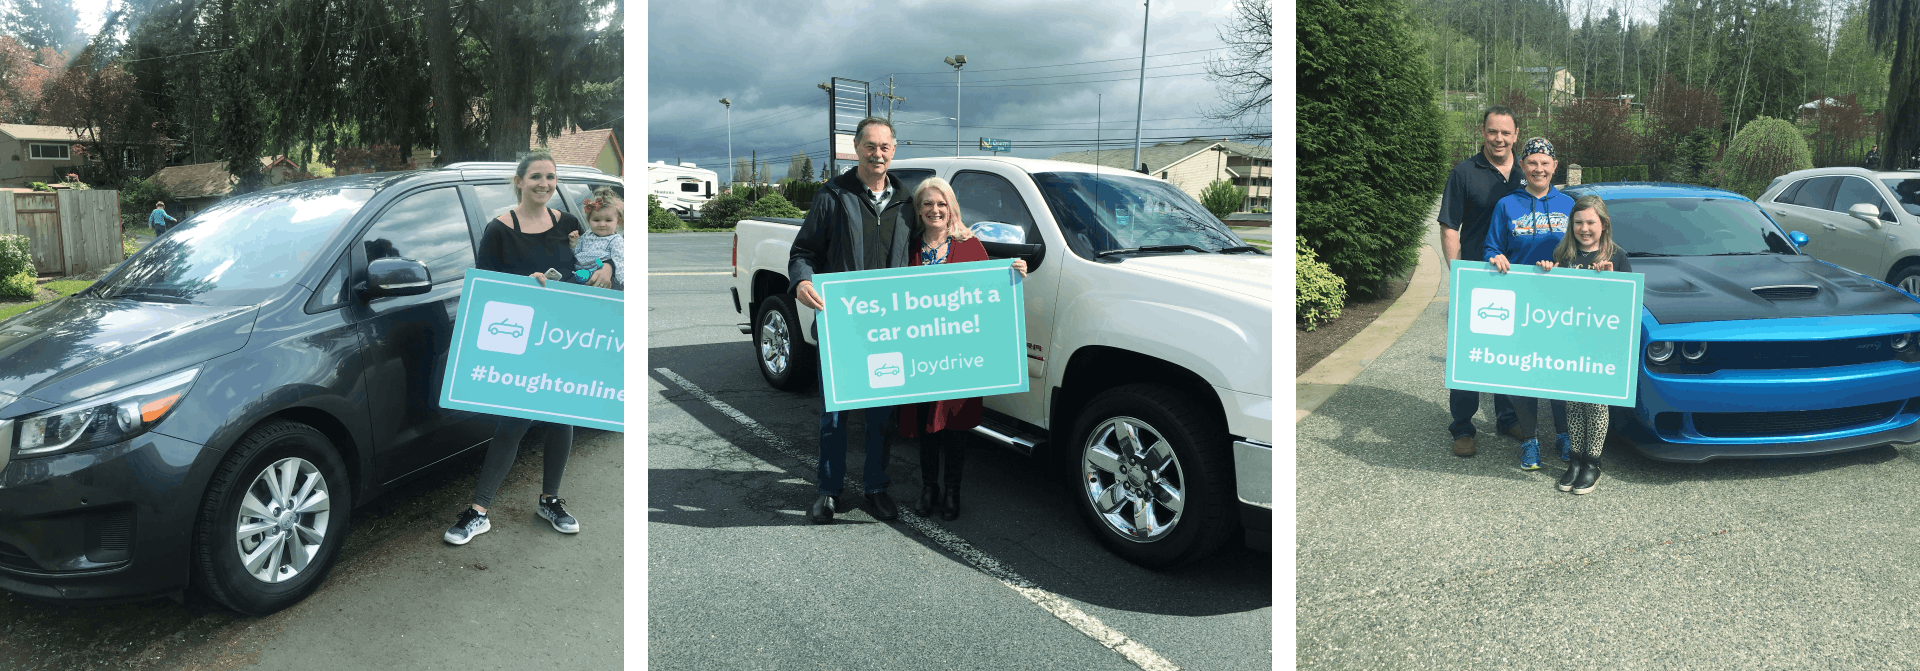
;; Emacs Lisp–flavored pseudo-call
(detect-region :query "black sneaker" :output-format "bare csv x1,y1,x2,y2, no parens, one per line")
444,507,490,545
537,497,579,534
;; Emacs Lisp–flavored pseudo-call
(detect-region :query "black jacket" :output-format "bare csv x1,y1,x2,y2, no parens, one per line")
788,169,918,292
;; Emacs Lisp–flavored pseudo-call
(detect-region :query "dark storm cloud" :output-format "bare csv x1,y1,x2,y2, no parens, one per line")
647,0,1269,179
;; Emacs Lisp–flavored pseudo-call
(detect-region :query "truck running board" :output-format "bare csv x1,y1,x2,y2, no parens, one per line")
737,323,752,334
971,417,1043,456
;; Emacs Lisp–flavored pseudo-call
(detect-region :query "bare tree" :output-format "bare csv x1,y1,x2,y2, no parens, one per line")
1203,0,1272,138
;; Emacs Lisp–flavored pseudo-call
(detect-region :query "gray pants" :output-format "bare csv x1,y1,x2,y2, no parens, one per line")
470,417,573,508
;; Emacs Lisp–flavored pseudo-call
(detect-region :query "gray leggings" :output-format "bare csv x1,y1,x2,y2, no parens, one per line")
470,417,573,509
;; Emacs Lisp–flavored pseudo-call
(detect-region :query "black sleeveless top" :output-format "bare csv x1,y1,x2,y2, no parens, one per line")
475,208,583,280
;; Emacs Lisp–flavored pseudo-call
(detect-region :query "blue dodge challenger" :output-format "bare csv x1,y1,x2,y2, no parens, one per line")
1563,183,1920,462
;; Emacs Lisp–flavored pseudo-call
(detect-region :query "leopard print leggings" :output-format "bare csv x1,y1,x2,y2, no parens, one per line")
1566,401,1608,459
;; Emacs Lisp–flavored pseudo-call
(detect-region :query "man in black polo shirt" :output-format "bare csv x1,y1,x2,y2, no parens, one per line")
1439,106,1526,457
790,117,917,524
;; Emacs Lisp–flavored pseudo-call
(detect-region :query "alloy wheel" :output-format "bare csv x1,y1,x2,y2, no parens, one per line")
233,457,332,584
760,309,791,378
1902,275,1920,296
1081,415,1186,543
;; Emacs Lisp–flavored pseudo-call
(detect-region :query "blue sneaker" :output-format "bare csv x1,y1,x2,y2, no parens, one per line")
1557,433,1571,461
1520,439,1543,470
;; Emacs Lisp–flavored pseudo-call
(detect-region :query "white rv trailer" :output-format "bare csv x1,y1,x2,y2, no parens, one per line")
649,161,719,215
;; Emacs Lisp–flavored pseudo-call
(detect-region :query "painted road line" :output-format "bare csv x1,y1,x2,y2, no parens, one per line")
654,367,1182,671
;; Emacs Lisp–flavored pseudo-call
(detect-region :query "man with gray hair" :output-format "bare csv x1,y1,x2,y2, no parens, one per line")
789,116,919,524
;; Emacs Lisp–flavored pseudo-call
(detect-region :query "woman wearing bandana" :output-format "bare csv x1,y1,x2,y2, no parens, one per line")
1483,137,1576,471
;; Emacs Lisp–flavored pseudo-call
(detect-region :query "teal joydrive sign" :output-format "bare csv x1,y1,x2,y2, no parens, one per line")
440,269,626,431
1446,262,1644,406
816,259,1028,411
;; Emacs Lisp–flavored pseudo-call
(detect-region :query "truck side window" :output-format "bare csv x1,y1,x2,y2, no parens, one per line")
950,171,1037,240
360,187,475,285
890,170,934,200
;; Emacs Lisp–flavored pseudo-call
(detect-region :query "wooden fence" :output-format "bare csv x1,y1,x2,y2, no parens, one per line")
0,189,121,276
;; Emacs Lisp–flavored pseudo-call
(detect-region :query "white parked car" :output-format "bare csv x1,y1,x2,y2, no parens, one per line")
1759,167,1920,292
729,156,1272,568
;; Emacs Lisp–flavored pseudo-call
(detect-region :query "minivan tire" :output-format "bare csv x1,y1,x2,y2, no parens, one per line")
192,421,352,615
755,294,815,391
1069,383,1235,570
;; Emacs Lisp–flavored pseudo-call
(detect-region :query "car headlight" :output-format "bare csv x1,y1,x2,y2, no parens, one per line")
12,368,198,458
1681,342,1709,362
1896,333,1914,351
1647,341,1675,363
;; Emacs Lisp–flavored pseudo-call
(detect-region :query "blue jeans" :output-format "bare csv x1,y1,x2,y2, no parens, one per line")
152,222,167,236
1448,390,1518,439
816,367,893,496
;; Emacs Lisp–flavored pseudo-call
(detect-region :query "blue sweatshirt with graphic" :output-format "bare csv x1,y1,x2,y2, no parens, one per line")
1483,185,1574,265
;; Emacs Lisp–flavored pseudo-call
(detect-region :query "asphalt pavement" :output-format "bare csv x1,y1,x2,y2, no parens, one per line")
1297,229,1920,668
0,425,623,671
648,232,1272,670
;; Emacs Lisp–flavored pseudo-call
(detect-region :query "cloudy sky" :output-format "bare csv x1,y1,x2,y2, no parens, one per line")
647,0,1270,181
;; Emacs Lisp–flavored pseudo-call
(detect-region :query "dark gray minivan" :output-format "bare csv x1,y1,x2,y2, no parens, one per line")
0,163,623,614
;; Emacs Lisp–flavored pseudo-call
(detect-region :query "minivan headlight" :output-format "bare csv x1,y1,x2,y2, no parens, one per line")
13,368,198,457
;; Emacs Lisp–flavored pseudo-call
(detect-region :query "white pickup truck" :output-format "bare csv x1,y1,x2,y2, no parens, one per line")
729,156,1272,568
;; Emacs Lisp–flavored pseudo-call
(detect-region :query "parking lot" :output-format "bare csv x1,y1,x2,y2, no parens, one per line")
1297,246,1920,669
0,427,623,671
648,232,1272,670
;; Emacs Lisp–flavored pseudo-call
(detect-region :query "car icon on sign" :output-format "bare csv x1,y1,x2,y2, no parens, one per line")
872,363,901,377
1476,305,1509,320
487,319,525,337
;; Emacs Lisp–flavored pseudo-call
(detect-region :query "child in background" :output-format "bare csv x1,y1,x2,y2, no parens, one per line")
1535,194,1631,495
575,187,624,290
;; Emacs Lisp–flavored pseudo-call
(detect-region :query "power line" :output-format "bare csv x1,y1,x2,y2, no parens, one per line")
881,60,1209,86
875,47,1222,76
888,71,1209,89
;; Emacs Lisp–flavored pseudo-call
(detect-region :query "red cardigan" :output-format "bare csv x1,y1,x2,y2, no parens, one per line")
898,236,988,438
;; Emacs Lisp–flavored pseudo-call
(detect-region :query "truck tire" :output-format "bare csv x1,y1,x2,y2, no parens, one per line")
754,294,815,391
1070,383,1235,569
192,421,352,615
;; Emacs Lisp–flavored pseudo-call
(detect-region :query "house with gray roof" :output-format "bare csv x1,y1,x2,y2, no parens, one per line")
1048,138,1271,212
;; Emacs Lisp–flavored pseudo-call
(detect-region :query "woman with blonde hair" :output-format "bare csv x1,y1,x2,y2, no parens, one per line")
899,177,1025,520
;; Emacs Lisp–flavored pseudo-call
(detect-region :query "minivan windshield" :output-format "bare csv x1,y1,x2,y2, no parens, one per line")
1605,197,1800,256
1031,171,1249,259
95,188,375,306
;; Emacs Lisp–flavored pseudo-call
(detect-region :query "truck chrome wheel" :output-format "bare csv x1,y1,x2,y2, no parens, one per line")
1081,415,1186,543
760,308,792,378
234,457,332,584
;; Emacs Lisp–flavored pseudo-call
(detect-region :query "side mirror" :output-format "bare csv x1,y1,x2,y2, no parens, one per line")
1789,231,1811,247
364,257,432,298
1848,203,1885,229
971,221,1045,272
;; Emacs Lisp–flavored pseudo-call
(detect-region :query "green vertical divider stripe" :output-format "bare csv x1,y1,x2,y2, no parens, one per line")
1267,0,1297,665
629,2,645,665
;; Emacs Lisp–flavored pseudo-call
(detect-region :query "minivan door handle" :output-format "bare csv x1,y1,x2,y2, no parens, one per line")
1823,223,1839,230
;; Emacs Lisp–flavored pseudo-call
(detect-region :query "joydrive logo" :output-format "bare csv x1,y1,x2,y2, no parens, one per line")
1468,288,1515,336
868,352,905,389
476,301,535,354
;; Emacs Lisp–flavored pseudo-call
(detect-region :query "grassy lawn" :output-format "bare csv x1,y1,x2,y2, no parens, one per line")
0,280,93,321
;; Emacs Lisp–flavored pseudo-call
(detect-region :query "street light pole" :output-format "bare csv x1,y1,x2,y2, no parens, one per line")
945,55,967,157
1133,0,1149,174
719,98,732,191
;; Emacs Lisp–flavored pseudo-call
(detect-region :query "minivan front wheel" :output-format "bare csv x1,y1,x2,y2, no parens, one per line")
194,421,351,615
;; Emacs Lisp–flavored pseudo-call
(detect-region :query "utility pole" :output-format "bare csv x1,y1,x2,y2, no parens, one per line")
719,98,732,191
1132,0,1150,174
876,76,907,122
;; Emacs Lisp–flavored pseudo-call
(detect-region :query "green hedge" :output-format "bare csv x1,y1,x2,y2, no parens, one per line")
783,180,823,211
1579,165,1649,184
698,192,750,229
647,195,685,231
0,234,33,299
1720,116,1812,200
1296,238,1346,330
744,192,805,220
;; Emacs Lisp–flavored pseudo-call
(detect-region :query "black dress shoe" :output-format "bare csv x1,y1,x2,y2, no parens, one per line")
914,484,939,517
868,491,899,521
808,495,837,524
939,487,960,521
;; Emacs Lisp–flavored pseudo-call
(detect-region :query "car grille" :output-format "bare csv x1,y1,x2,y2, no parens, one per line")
1648,336,1920,373
1687,399,1912,438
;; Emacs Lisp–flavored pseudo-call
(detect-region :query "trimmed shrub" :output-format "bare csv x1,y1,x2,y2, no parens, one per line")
783,180,823,211
0,234,34,299
697,191,750,229
743,192,805,220
1299,0,1449,298
1296,238,1346,330
1200,179,1245,220
1581,165,1650,184
647,195,684,231
1719,116,1812,199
